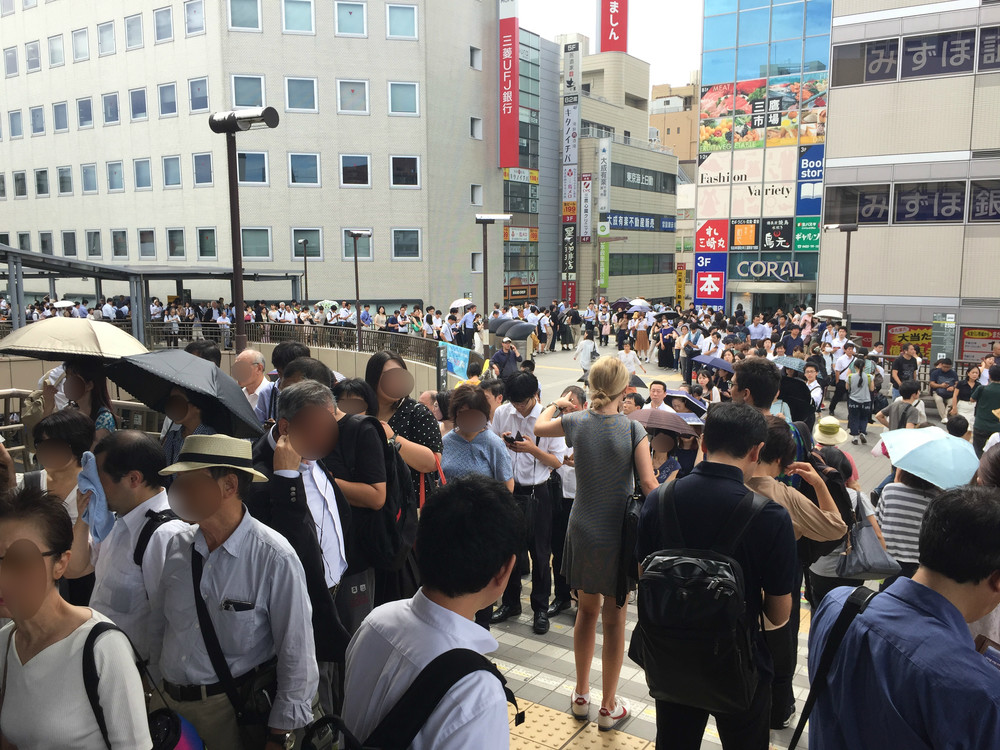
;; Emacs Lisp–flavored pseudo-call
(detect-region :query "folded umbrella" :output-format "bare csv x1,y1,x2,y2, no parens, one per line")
881,427,979,490
692,354,734,374
106,350,263,439
0,317,148,361
627,409,697,436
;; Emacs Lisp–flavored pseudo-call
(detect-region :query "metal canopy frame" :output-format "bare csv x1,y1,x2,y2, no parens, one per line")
0,243,298,345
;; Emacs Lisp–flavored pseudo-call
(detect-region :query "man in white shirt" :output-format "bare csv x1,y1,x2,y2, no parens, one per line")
830,327,850,358
343,474,522,750
64,432,188,662
338,303,352,325
101,299,115,319
644,381,677,413
233,348,270,411
490,372,566,635
828,341,856,416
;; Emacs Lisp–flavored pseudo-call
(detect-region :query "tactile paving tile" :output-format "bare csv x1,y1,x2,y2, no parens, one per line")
511,703,591,749
562,722,651,750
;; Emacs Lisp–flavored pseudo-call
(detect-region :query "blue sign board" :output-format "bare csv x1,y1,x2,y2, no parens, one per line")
796,144,825,217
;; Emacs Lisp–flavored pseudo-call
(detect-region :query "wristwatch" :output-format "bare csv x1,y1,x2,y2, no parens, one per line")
267,730,293,749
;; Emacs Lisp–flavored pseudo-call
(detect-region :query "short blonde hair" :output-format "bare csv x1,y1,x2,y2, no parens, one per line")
588,356,629,410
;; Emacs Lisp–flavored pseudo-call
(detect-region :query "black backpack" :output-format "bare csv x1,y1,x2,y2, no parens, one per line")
133,509,180,565
630,481,769,714
791,441,855,565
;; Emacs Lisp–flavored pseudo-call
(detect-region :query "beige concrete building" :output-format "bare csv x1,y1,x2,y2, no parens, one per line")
821,0,1000,359
0,0,504,308
649,78,699,162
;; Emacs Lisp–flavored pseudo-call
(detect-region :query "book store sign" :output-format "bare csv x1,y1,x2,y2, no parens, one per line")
733,257,806,282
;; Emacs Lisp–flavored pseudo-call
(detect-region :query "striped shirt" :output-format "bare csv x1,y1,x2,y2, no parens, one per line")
877,483,937,564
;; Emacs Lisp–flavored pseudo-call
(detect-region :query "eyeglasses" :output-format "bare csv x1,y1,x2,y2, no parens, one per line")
0,539,61,577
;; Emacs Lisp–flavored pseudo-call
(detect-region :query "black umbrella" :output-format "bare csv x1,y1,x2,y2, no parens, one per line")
610,297,631,312
106,350,263,439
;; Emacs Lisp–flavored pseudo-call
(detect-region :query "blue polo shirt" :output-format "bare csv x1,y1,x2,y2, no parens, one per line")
636,461,797,677
809,577,1000,750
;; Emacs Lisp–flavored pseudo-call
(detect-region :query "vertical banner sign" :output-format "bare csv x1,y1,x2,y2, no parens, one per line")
694,220,727,306
580,173,593,242
498,0,520,168
564,42,581,95
563,95,580,166
597,139,611,213
562,225,577,280
675,268,685,307
598,222,611,288
600,0,628,53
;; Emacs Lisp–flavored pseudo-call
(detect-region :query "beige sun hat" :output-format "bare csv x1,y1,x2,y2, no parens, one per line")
813,416,849,446
160,434,267,482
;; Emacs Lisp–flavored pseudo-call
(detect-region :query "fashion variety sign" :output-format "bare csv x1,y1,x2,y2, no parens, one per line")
600,0,627,53
498,0,519,168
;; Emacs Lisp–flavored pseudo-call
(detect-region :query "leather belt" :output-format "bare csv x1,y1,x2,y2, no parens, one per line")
162,661,269,702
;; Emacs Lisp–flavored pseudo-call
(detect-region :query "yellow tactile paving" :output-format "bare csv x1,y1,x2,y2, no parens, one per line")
563,723,651,750
511,703,593,749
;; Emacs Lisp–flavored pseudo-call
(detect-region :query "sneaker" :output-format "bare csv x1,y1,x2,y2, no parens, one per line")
570,691,590,721
771,705,797,730
859,433,868,444
598,697,630,732
851,437,859,445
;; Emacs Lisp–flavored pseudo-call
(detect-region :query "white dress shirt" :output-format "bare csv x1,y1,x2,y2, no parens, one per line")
835,353,854,383
242,375,270,412
270,431,348,589
343,589,509,750
89,490,188,661
148,509,318,731
644,401,677,413
102,303,115,318
491,402,566,486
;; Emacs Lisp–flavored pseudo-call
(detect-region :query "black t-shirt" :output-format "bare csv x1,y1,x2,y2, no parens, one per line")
568,309,582,325
892,355,918,383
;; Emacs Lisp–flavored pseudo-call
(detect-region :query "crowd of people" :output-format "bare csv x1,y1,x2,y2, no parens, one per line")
1,295,1000,750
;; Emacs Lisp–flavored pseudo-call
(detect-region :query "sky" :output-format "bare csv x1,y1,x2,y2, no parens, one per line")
518,0,703,88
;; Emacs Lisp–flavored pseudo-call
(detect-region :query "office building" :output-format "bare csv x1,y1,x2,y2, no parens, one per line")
649,79,699,161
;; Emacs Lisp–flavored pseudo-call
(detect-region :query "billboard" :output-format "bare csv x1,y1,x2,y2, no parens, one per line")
563,95,579,166
694,253,726,305
600,0,628,53
579,173,592,242
563,42,581,95
498,0,519,168
696,220,729,253
959,327,1000,362
597,139,611,212
885,324,932,358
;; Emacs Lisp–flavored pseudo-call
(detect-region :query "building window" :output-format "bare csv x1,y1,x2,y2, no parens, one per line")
39,232,53,255
167,228,185,258
229,0,261,30
0,176,5,200
340,154,370,187
237,151,268,184
134,158,152,190
112,230,128,259
471,184,483,205
97,21,116,56
386,4,417,39
3,47,16,76
154,7,173,43
162,155,181,187
388,82,418,115
391,228,420,260
57,166,72,195
125,14,143,49
34,168,48,197
335,2,366,36
390,155,419,188
72,29,88,62
17,233,30,253
285,77,317,111
0,0,11,16
292,228,321,259
342,228,372,260
29,106,44,135
52,102,68,132
283,0,313,33
86,230,102,258
102,93,119,125
12,171,27,197
8,111,22,138
77,97,93,128
185,0,205,35
129,88,147,120
81,164,98,194
47,35,64,66
233,75,264,107
197,228,217,258
470,116,483,139
159,83,177,116
138,229,156,258
289,153,320,185
24,41,40,72
470,46,482,70
471,252,482,272
62,231,77,257
193,153,213,185
107,161,124,192
337,79,368,113
189,78,209,111
241,227,272,259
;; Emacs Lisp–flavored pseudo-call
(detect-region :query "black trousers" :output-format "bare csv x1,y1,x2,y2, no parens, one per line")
806,569,858,609
765,565,801,724
655,672,772,750
828,380,848,413
974,429,997,457
501,482,553,614
550,491,573,602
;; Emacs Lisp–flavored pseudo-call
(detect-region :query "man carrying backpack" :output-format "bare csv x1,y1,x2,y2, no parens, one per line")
634,403,797,750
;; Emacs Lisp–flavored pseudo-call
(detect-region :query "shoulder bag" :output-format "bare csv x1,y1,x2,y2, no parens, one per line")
615,422,646,608
835,491,901,580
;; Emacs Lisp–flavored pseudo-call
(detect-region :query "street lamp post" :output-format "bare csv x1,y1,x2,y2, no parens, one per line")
346,229,372,351
297,238,309,302
474,213,512,355
209,107,279,354
823,223,858,327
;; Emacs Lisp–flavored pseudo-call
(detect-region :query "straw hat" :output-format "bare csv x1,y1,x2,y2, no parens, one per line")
160,434,267,482
813,416,849,446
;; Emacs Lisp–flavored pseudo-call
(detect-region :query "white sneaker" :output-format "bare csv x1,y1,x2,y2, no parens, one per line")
598,697,630,731
570,691,590,721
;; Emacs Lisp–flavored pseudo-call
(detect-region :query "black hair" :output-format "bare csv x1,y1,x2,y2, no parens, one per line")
435,390,452,421
282,357,333,388
416,475,525,597
733,358,782,408
34,410,95,463
93,431,166,488
520,359,536,373
365,350,407,394
207,465,252,503
625,392,645,408
184,340,223,367
449,384,490,422
938,358,954,366
465,360,480,380
898,380,921,399
0,486,73,556
759,415,796,467
819,445,853,483
479,378,505,400
505,372,539,403
332,378,379,417
897,469,937,493
272,341,311,372
63,356,115,423
649,380,667,391
561,385,586,405
919,486,1000,584
947,415,969,438
702,402,767,459
991,364,1000,382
